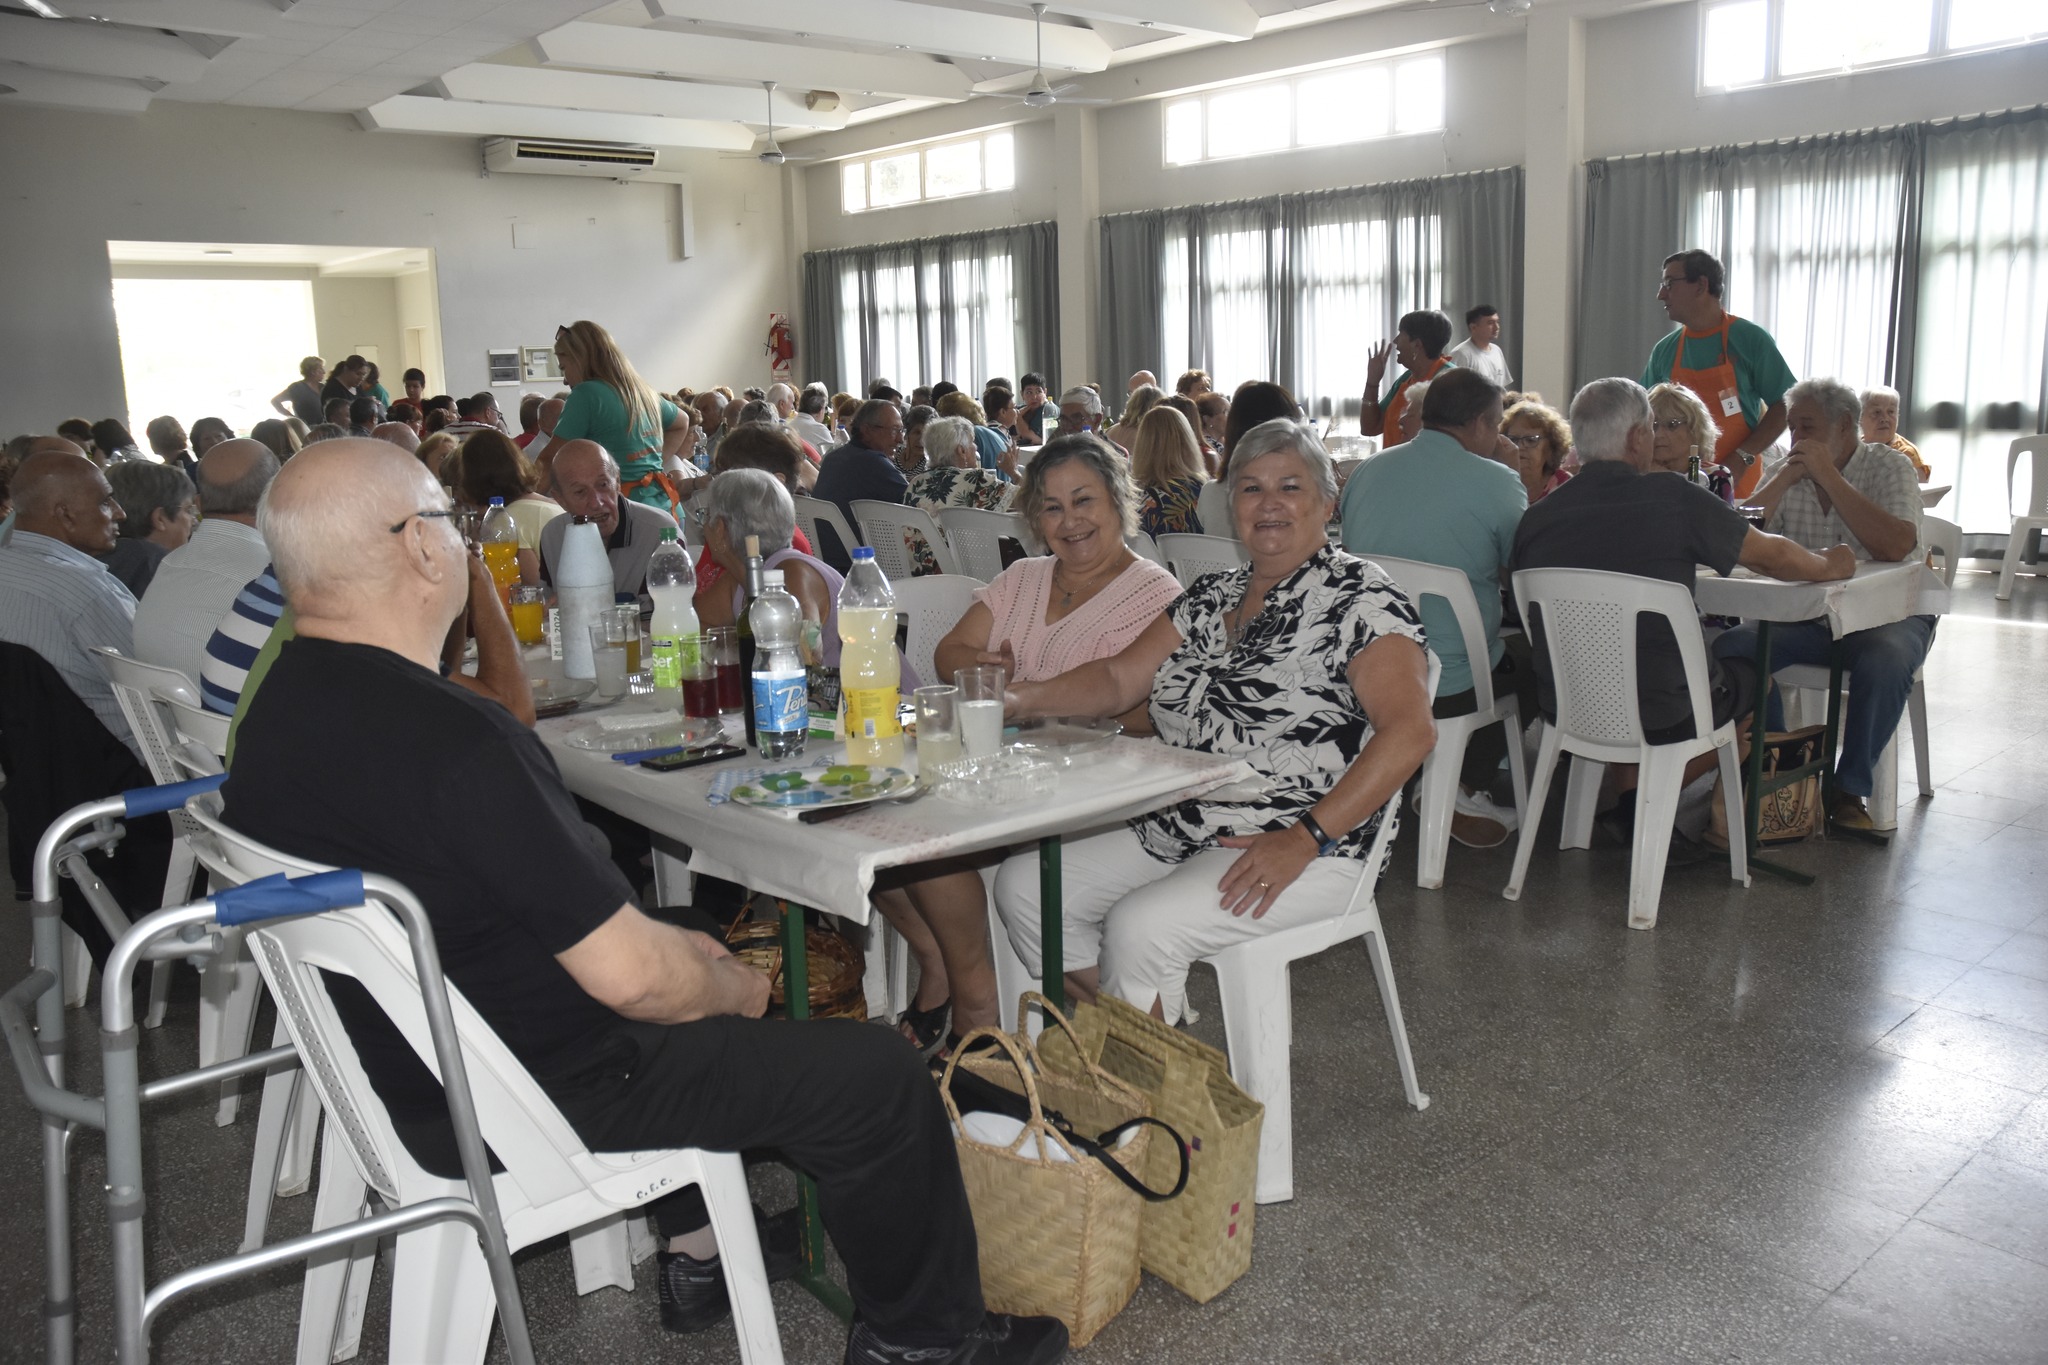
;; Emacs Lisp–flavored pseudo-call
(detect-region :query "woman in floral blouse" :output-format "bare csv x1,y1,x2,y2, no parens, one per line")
903,415,1015,575
1131,406,1210,538
995,418,1439,1023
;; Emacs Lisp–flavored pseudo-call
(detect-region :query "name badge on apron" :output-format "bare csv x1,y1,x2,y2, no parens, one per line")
1719,387,1743,419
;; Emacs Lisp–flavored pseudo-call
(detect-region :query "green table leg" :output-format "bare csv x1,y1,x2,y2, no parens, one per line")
1744,621,1817,886
1039,836,1063,1012
778,899,854,1322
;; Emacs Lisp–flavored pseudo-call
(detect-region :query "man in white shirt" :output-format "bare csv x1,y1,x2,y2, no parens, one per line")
1448,304,1515,390
789,386,837,451
133,439,278,687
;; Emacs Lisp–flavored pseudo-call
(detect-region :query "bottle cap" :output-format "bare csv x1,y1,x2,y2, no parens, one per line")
852,546,875,560
745,534,762,558
762,569,786,588
659,527,678,541
489,496,505,505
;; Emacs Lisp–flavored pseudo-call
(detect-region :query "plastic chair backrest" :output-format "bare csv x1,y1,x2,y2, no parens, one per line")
1923,514,1963,589
162,696,229,779
853,499,958,578
1195,480,1233,540
1126,532,1167,566
891,575,980,692
1511,567,1715,750
188,807,601,1215
2007,436,2048,519
793,494,863,565
938,507,1028,583
1156,533,1250,590
92,646,205,837
1366,555,1497,708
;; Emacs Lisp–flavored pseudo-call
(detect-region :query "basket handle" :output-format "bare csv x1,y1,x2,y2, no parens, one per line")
938,1025,1085,1166
1013,989,1123,1090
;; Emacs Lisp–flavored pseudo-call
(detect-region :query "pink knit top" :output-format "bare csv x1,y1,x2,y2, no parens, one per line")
971,555,1183,682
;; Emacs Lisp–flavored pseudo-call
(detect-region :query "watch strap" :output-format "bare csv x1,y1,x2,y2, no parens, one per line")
1299,811,1337,856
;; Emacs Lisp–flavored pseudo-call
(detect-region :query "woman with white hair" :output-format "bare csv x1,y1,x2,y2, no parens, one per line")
903,414,1016,574
994,418,1438,1023
693,467,844,665
1859,384,1929,483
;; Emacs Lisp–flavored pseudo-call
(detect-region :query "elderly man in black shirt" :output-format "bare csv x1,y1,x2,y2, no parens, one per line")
224,439,1065,1365
1511,378,1853,835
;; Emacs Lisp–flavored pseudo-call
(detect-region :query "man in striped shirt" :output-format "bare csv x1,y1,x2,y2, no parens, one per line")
0,446,140,755
200,565,286,715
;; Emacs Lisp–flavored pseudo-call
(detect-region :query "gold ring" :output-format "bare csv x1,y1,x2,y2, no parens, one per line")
1257,879,1269,890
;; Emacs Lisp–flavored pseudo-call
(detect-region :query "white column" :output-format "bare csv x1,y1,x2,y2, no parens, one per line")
1051,104,1101,388
1521,6,1586,406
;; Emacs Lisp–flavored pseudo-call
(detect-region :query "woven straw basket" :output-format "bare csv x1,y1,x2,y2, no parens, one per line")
1039,993,1263,1303
940,995,1153,1346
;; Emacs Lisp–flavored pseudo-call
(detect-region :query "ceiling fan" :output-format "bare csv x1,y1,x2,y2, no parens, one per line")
982,3,1109,109
723,80,819,165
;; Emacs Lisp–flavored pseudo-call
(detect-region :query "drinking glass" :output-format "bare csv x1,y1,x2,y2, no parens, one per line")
609,603,643,674
587,620,629,700
704,626,744,716
954,665,1007,758
914,685,964,770
509,585,546,647
1738,504,1770,532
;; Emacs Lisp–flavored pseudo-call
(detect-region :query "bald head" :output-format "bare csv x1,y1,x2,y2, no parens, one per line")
550,439,621,536
261,438,460,629
13,449,123,552
196,438,281,523
1128,370,1157,395
768,382,795,418
373,421,420,453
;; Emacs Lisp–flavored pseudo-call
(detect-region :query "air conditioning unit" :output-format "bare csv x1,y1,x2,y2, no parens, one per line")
482,138,658,179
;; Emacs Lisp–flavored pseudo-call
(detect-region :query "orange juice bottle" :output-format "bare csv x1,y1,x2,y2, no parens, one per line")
480,497,519,609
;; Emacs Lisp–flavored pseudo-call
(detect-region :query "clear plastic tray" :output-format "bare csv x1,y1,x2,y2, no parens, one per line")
932,753,1056,805
1005,716,1122,766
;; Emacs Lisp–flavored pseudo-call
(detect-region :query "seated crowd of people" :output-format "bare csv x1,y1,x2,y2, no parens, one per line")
0,247,1940,1365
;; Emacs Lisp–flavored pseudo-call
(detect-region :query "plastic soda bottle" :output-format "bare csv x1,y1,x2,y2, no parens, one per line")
838,547,904,765
480,497,519,609
646,529,701,709
750,569,807,759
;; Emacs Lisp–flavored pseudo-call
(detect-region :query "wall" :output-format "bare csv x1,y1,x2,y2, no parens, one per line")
0,101,792,435
309,276,402,380
394,268,444,397
1583,4,2048,159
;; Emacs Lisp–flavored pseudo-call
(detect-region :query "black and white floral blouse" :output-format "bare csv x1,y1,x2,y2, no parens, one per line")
1133,544,1427,864
906,465,1015,575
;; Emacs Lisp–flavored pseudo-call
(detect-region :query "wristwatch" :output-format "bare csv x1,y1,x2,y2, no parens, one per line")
1298,811,1339,857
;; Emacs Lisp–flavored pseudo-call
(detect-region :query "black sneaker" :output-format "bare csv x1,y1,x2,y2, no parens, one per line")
844,1311,1069,1364
656,1204,805,1333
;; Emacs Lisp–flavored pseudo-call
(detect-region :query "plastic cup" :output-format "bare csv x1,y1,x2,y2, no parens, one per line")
587,621,629,700
509,585,546,647
915,685,964,770
955,665,1006,758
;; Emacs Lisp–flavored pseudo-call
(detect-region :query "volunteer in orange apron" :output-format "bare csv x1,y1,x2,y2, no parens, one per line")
1643,250,1796,500
530,320,697,516
1361,309,1458,447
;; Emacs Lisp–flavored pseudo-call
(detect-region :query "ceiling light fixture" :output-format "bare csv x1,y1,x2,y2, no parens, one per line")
21,0,64,16
1487,0,1533,12
203,248,232,255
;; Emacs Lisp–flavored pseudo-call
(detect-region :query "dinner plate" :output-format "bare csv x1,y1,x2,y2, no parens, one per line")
562,711,722,753
727,764,917,810
1006,716,1122,765
532,676,596,707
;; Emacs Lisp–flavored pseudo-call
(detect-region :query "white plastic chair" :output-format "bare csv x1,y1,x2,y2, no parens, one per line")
1366,557,1529,889
890,574,980,696
938,507,1029,583
1997,435,2048,601
1502,568,1750,930
1126,531,1167,567
1157,533,1249,589
853,499,958,578
1195,479,1233,539
793,493,863,566
190,806,783,1365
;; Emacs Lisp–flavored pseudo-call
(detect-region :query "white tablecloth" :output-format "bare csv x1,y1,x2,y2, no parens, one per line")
1693,559,1949,637
538,720,1253,924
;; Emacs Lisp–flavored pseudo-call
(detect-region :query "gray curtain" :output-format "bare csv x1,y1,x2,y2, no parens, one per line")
799,221,1059,395
1097,167,1523,421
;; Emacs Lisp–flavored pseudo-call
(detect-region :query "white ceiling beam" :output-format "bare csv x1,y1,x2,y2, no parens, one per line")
533,22,974,102
435,63,848,129
30,0,289,39
985,0,1258,42
0,59,152,112
0,12,214,83
644,0,1113,73
357,93,758,150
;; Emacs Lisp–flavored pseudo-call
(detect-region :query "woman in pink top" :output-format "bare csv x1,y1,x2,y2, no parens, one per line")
878,435,1181,1057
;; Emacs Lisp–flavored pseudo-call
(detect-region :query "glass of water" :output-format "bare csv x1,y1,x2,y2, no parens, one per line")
586,620,630,700
914,685,964,771
954,665,1007,758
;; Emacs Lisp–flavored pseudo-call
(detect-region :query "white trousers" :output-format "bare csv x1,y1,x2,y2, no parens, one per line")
993,826,1365,1025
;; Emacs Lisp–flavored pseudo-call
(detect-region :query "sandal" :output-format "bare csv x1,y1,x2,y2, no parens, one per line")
898,998,951,1056
928,1029,1000,1070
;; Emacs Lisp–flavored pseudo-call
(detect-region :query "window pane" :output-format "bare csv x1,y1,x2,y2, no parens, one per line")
870,151,920,207
1779,0,1855,74
841,162,867,214
1948,0,2048,47
1845,0,1934,63
1206,84,1290,159
984,132,1014,190
1701,0,1767,86
925,140,982,199
1164,99,1203,164
1296,67,1391,146
1391,56,1444,133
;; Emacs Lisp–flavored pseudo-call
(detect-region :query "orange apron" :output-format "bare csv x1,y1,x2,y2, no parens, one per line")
1382,354,1452,446
1667,315,1762,499
620,466,687,519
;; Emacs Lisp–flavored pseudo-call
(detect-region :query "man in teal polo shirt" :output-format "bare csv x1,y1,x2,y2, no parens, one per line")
1339,368,1531,847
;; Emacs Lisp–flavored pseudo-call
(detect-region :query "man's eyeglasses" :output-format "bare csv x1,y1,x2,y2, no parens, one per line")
389,508,457,534
1656,275,1690,292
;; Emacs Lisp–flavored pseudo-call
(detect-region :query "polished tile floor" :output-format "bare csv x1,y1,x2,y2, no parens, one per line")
5,570,2048,1364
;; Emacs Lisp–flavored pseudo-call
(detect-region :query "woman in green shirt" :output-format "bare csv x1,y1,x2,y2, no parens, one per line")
531,320,697,514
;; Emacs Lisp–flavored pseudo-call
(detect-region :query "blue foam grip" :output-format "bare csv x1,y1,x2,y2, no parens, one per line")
121,773,228,819
212,869,367,926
